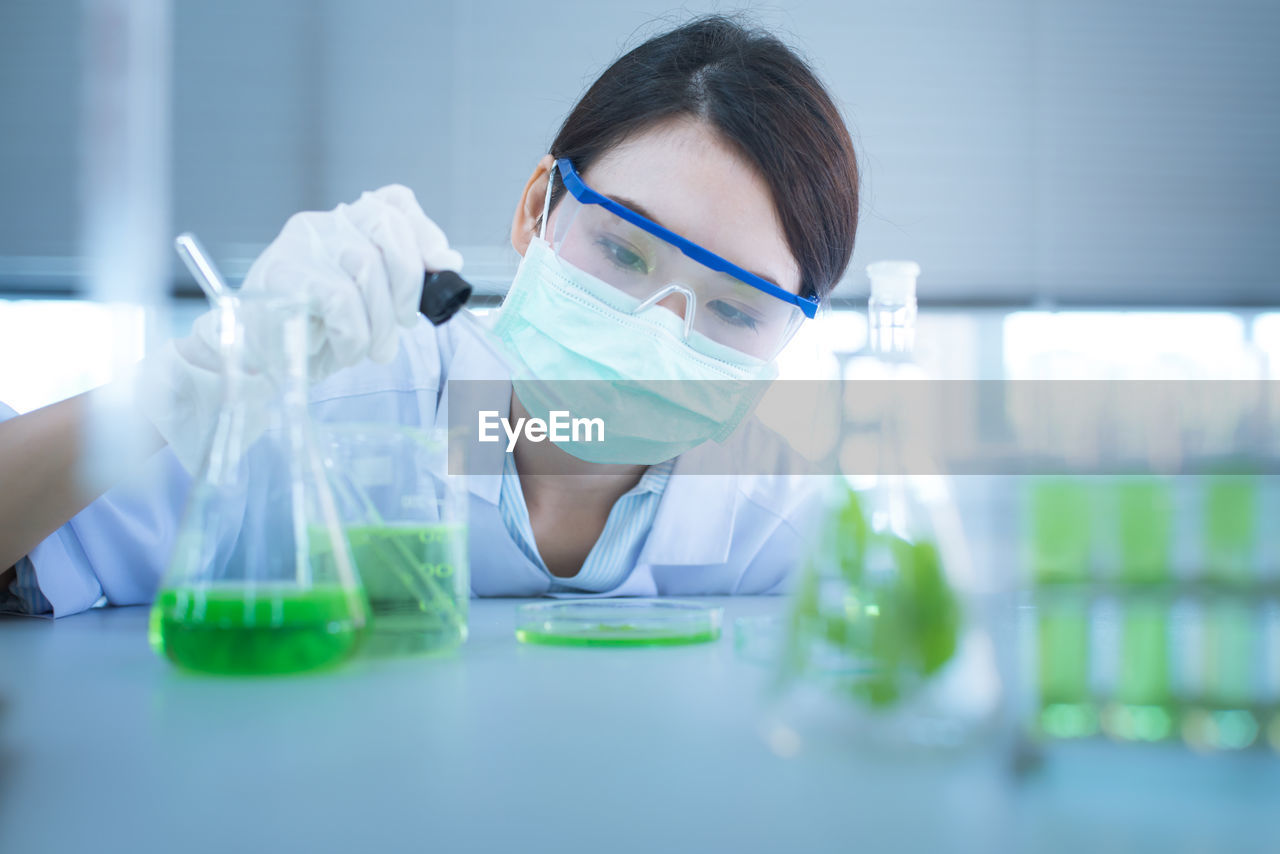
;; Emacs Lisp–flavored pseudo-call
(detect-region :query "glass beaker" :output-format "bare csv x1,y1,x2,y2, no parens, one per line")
323,423,469,656
149,293,368,675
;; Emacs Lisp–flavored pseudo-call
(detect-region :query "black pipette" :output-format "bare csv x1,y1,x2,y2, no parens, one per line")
418,269,473,325
412,265,506,363
417,268,513,368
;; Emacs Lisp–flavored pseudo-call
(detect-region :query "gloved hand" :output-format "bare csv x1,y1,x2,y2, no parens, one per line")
240,184,464,380
138,185,462,473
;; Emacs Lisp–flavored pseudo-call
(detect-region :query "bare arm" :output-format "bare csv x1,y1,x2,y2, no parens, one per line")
0,386,164,571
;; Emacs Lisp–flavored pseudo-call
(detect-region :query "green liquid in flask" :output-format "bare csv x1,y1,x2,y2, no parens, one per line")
345,522,468,656
149,585,364,675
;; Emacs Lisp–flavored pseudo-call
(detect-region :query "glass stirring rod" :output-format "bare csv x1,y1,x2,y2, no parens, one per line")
174,232,232,305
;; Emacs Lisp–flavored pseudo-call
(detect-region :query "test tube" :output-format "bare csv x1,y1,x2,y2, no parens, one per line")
1103,596,1176,743
1113,477,1174,586
1182,599,1261,750
1035,589,1098,739
1027,477,1093,584
1203,474,1259,585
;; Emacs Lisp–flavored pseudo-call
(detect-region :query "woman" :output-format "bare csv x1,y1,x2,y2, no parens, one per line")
0,15,859,616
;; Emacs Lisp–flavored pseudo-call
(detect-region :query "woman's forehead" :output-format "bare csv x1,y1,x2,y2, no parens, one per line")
577,121,801,294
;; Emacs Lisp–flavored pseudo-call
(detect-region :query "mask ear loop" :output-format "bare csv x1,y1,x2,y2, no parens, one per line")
538,159,557,242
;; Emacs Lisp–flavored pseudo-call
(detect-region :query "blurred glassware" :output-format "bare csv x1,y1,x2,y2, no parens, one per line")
768,262,1003,754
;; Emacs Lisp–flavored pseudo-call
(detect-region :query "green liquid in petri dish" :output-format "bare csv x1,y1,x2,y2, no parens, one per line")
149,585,364,675
345,522,468,656
515,601,723,647
515,625,721,647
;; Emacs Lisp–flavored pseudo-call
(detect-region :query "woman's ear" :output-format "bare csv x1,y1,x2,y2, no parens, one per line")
511,154,556,257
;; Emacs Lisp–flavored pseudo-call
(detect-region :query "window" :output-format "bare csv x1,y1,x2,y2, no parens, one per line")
0,300,146,414
1004,312,1250,379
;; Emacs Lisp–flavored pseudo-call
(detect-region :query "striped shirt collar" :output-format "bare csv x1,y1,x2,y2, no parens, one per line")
633,457,675,495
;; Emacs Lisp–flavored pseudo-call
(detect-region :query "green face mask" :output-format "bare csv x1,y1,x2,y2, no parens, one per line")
491,237,778,465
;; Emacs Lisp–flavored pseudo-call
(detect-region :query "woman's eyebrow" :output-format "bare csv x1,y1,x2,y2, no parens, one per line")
610,194,667,230
609,193,785,289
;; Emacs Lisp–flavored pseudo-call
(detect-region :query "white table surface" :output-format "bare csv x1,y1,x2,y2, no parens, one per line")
2,597,1277,854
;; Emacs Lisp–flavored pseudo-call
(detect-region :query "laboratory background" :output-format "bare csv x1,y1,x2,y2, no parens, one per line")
2,1,1279,852
2,1,1279,392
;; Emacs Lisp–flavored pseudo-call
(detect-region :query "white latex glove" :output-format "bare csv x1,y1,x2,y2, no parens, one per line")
138,185,462,473
241,184,463,379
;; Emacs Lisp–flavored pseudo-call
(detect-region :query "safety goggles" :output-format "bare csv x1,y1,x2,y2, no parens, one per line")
543,158,818,360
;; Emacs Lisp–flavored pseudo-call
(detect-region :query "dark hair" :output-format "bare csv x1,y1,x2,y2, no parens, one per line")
548,15,859,300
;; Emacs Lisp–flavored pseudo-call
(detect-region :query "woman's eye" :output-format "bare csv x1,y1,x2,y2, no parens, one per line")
707,300,760,330
595,237,649,274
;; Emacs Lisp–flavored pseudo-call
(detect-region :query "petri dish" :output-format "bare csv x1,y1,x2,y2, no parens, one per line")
515,599,723,647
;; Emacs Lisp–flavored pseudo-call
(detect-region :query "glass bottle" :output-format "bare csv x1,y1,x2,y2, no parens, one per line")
149,293,368,675
774,262,1002,752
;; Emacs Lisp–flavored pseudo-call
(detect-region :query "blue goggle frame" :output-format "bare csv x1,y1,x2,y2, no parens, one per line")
555,158,819,320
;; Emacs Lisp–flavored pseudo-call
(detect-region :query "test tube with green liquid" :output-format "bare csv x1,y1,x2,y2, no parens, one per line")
1203,475,1258,585
1036,592,1098,739
1105,598,1176,742
1113,477,1174,586
1182,600,1261,750
1028,477,1093,584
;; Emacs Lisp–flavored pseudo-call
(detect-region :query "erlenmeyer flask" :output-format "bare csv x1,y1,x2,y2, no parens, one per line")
149,293,368,675
774,262,1002,752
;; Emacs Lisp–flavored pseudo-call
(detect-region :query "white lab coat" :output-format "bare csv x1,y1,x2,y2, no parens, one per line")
4,315,819,616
